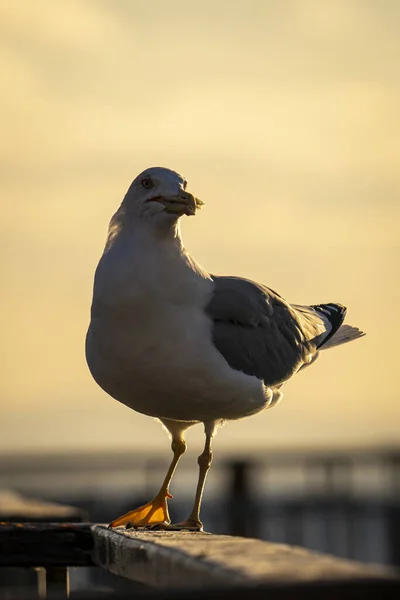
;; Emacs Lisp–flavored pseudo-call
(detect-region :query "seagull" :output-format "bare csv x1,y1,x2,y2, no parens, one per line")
86,166,365,531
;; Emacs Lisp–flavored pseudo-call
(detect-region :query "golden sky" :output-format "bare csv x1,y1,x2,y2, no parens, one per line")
1,0,399,454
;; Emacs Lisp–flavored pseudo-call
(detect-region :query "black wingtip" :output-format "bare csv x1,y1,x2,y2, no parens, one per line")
311,303,347,349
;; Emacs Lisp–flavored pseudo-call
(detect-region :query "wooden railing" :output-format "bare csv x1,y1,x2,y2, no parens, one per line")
1,490,400,599
2,522,400,598
92,525,399,588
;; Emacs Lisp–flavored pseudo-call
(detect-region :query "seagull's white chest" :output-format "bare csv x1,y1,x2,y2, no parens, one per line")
86,226,269,422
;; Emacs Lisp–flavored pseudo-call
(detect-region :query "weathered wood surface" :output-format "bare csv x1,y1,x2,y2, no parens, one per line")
92,526,400,589
0,490,87,523
0,523,94,567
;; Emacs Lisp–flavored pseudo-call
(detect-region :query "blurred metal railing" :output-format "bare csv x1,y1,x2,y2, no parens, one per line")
1,447,399,565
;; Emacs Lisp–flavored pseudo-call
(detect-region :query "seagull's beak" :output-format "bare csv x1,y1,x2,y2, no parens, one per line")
157,191,204,217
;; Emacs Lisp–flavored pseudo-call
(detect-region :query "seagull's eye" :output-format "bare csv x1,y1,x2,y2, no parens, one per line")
141,177,154,190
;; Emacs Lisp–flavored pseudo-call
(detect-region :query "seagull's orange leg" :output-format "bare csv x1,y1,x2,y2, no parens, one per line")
109,439,186,528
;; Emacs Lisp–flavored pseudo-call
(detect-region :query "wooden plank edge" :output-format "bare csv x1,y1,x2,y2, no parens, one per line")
91,525,400,590
53,579,400,600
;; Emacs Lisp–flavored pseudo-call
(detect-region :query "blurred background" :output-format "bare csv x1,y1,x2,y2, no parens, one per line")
1,0,399,593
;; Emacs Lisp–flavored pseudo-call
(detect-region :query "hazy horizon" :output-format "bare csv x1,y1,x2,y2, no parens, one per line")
1,0,399,455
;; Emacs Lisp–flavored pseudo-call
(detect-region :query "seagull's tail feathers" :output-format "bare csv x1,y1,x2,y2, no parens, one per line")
295,302,365,350
319,323,366,350
311,303,347,349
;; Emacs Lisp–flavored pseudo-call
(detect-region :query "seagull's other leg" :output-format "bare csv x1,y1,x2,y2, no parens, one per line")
109,426,188,528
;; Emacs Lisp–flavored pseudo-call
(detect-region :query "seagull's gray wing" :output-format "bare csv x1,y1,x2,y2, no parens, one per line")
206,276,345,387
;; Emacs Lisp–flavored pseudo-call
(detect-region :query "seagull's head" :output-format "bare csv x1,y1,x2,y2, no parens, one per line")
122,167,204,224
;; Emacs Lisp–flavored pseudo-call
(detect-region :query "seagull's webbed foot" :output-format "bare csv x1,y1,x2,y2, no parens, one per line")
109,492,172,529
110,437,188,530
147,518,203,532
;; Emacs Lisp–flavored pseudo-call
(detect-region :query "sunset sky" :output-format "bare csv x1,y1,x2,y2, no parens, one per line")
1,0,399,455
